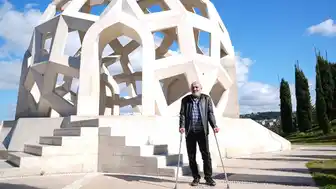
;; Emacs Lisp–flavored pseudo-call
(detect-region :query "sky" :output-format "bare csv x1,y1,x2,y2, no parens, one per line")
0,0,335,120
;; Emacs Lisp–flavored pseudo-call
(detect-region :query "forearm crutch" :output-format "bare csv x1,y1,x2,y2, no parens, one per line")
174,132,183,189
214,132,230,189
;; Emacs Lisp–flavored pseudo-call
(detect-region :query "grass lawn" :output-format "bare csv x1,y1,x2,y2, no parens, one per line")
306,159,336,189
286,122,336,145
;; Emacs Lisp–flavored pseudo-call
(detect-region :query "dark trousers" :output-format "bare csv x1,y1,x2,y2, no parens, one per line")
186,130,212,179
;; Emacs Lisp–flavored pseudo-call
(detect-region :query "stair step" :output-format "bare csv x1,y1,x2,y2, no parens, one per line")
124,145,168,156
99,136,126,147
0,167,43,178
0,160,17,168
158,164,190,177
152,144,168,155
162,163,212,177
24,144,57,156
7,152,39,167
39,136,83,146
24,142,97,156
99,153,184,174
7,151,97,171
53,127,98,137
152,154,183,167
100,136,169,156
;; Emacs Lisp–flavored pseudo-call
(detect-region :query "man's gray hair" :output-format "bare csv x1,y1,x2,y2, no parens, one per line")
191,81,202,88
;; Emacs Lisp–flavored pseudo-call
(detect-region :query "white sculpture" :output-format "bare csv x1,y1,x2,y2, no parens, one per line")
0,0,290,179
15,0,240,119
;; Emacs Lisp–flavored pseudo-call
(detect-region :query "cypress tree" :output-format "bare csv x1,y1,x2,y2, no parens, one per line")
317,55,334,120
292,113,297,132
280,78,293,134
311,105,318,125
330,63,336,120
316,57,331,134
295,63,312,132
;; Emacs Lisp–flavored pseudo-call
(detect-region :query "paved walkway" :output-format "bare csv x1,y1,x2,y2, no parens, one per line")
0,145,335,189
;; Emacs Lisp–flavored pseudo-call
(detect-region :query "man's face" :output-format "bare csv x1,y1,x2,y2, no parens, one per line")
191,83,202,97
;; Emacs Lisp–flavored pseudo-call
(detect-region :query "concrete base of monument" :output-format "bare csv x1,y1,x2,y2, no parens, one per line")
0,116,290,178
66,115,291,158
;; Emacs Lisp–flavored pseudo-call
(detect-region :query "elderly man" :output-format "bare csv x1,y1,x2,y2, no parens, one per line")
179,81,219,186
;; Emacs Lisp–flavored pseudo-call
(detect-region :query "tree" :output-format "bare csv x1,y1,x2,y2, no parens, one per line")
330,63,336,120
295,63,312,132
317,55,334,120
315,58,331,134
292,113,297,132
280,78,293,134
311,105,318,125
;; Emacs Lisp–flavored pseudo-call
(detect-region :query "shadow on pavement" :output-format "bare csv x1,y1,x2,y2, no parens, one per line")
299,149,336,152
104,174,190,188
213,173,316,187
254,167,336,175
235,157,315,162
0,183,44,189
105,172,315,187
285,154,336,159
247,167,311,174
224,167,312,174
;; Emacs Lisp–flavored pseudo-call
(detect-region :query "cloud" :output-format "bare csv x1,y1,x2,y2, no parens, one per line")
238,73,316,114
0,59,22,89
5,103,17,119
234,52,254,87
233,54,284,114
0,1,41,90
24,3,39,10
234,52,316,114
307,19,336,37
0,0,42,58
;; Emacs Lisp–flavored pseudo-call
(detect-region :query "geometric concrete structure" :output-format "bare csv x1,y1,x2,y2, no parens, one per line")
15,0,239,119
0,0,291,179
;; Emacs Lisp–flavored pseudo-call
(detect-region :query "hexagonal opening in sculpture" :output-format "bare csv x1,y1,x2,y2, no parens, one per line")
78,0,109,16
193,28,211,56
137,0,171,14
209,80,226,107
91,24,145,115
180,0,209,18
153,27,181,60
159,73,189,106
64,31,82,57
53,74,76,106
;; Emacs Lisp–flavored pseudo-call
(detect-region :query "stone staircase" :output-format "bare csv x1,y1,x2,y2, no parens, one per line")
97,134,189,177
0,126,193,178
5,127,99,175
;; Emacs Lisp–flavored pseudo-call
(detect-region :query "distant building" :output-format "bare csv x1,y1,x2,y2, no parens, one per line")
256,118,280,128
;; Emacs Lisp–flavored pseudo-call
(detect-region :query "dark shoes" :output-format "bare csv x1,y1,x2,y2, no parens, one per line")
190,177,216,186
205,177,216,186
190,177,200,186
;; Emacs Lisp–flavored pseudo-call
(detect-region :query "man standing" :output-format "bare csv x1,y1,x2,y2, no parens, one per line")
179,81,219,186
